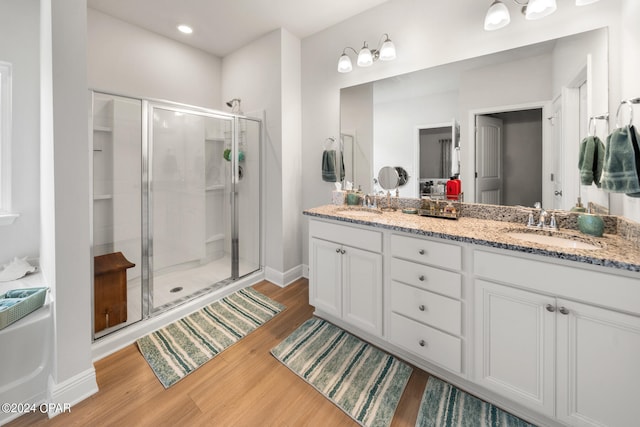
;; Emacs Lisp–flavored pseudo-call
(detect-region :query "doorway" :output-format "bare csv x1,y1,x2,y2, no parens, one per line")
474,108,544,207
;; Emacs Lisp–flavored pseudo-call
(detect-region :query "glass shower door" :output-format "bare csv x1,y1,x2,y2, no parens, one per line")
148,105,233,311
91,92,143,338
234,117,261,278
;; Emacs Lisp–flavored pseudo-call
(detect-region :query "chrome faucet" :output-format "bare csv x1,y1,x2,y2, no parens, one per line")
538,209,548,228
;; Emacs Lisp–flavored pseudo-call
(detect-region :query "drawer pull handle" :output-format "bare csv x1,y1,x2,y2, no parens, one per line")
418,249,425,255
418,304,425,311
559,306,570,315
418,339,426,347
545,304,556,312
418,275,425,281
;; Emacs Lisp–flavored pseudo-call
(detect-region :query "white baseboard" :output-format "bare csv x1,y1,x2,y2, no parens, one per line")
264,265,304,287
46,368,98,418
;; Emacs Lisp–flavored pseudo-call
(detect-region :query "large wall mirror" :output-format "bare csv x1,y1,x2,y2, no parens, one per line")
340,27,609,212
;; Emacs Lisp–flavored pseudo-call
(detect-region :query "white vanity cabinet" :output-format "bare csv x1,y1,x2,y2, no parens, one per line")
309,219,383,336
474,250,640,427
387,233,464,374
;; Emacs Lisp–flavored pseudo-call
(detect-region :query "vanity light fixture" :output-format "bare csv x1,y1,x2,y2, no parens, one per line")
337,33,396,73
484,0,559,31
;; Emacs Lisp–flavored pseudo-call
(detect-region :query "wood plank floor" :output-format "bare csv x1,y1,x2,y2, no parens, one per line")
8,279,430,427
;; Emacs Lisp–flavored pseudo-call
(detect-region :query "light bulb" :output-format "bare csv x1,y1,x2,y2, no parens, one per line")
484,1,510,31
525,0,557,20
357,43,373,67
379,37,396,61
337,53,353,73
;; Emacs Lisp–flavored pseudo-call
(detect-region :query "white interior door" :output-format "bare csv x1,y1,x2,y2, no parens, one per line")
475,115,503,205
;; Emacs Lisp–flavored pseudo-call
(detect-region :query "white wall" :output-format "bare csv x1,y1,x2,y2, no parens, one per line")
222,30,283,277
0,0,41,265
280,29,303,276
301,0,624,265
87,9,222,109
374,90,457,197
47,0,98,408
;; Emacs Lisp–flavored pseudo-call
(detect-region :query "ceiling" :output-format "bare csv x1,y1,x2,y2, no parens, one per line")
87,0,393,57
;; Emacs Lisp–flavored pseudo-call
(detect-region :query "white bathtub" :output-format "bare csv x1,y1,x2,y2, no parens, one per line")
0,272,52,426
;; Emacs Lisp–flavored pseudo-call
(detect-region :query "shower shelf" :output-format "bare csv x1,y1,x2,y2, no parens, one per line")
206,184,225,192
93,194,113,201
205,137,225,143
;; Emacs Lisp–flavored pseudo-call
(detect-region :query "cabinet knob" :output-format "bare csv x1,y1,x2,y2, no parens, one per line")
559,306,570,315
336,248,341,253
418,249,425,255
545,304,556,312
341,249,346,254
418,275,425,281
418,339,426,347
418,304,425,311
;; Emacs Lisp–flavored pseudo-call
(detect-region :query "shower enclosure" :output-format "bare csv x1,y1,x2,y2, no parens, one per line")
91,92,261,339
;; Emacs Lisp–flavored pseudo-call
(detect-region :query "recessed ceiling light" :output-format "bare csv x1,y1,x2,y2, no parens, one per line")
177,25,193,34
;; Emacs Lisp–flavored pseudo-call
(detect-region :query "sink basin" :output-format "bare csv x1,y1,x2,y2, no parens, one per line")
507,232,602,250
336,208,383,218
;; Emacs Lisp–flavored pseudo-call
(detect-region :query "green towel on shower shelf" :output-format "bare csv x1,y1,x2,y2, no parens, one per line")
600,125,640,197
578,135,605,187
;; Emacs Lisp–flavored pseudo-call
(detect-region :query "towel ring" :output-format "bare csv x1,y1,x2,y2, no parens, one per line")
588,117,597,137
588,114,608,137
616,99,640,128
323,137,336,150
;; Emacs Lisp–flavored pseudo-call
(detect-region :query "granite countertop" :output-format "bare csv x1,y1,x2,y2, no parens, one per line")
304,205,640,273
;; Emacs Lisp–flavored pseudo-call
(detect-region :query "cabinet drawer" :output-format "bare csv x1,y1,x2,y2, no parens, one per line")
389,312,462,373
390,258,461,299
391,234,461,270
310,219,382,253
474,250,640,314
390,281,461,336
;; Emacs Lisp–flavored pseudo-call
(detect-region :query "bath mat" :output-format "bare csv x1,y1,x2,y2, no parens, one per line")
415,376,536,427
137,287,285,388
271,317,412,427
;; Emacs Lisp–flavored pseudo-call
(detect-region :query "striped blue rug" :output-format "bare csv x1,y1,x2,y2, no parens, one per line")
416,376,536,427
137,287,285,388
271,317,412,427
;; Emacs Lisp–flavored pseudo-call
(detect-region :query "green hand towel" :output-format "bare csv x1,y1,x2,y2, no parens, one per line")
322,149,337,182
601,125,640,196
578,135,605,187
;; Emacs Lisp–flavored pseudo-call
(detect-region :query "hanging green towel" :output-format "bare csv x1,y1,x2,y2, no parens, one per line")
321,149,345,182
600,125,640,197
322,150,337,182
578,135,605,187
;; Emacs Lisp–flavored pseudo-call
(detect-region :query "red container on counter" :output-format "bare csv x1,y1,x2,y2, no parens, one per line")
446,177,461,200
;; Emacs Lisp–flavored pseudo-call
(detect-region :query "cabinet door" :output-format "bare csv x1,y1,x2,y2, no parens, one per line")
342,246,382,336
474,280,555,416
556,299,640,427
309,238,342,318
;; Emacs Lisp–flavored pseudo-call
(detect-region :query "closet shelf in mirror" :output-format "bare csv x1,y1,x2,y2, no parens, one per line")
205,137,225,143
93,125,112,133
93,194,113,201
206,184,225,192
